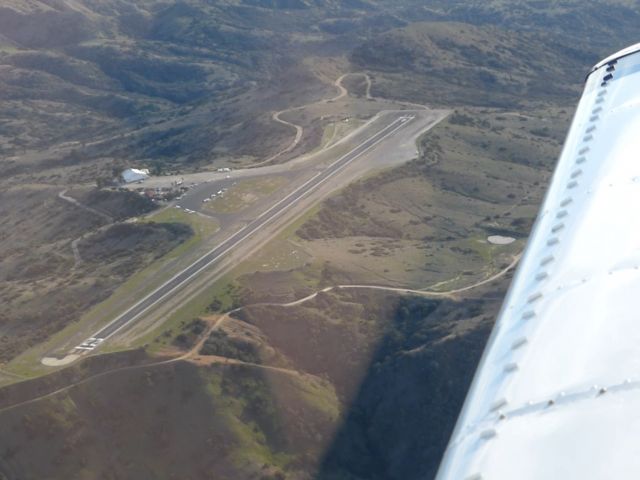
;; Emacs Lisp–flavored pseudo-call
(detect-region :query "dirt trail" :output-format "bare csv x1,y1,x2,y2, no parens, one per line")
0,314,307,414
58,189,117,268
0,253,519,413
237,253,520,310
0,317,225,414
249,72,385,168
332,73,373,101
70,237,83,267
58,189,113,222
365,74,373,100
255,110,305,167
188,354,310,379
329,74,349,102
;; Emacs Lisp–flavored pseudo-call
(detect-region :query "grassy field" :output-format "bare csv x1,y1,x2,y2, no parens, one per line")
203,176,287,214
315,117,367,152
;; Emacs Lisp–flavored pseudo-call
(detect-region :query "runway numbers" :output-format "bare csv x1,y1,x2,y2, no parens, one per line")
74,337,105,352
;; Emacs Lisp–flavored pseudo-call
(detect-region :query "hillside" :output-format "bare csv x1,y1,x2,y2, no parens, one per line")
0,185,193,362
0,287,501,480
0,0,301,175
4,0,637,179
0,0,405,179
0,359,339,480
2,1,640,480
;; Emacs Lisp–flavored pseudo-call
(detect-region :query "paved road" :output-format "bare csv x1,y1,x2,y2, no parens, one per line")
72,113,417,352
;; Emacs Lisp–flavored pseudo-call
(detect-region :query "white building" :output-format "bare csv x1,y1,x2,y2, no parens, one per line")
121,168,150,183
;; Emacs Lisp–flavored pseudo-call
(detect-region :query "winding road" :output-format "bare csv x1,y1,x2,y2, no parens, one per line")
250,72,377,168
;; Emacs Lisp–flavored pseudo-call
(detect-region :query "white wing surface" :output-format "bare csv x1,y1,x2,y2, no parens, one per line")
436,43,640,480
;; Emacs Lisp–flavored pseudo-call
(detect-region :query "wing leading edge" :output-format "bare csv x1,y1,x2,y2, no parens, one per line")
436,43,640,480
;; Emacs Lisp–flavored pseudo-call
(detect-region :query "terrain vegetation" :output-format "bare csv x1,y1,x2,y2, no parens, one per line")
2,0,640,479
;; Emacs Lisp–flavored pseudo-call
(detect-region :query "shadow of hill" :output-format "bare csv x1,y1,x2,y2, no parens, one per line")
313,293,496,480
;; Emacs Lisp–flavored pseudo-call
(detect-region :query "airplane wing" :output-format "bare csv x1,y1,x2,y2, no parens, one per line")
436,43,640,480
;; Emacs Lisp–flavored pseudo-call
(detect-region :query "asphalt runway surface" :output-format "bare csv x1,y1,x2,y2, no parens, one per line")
72,113,417,352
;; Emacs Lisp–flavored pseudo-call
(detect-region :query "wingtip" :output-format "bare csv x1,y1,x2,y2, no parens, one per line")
587,42,640,79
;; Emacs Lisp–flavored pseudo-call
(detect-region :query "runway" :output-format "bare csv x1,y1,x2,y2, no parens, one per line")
72,113,417,352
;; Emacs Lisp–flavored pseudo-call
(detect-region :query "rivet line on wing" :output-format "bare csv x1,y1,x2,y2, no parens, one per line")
481,66,612,441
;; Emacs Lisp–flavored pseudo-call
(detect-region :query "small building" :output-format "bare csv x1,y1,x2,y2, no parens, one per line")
121,168,150,183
